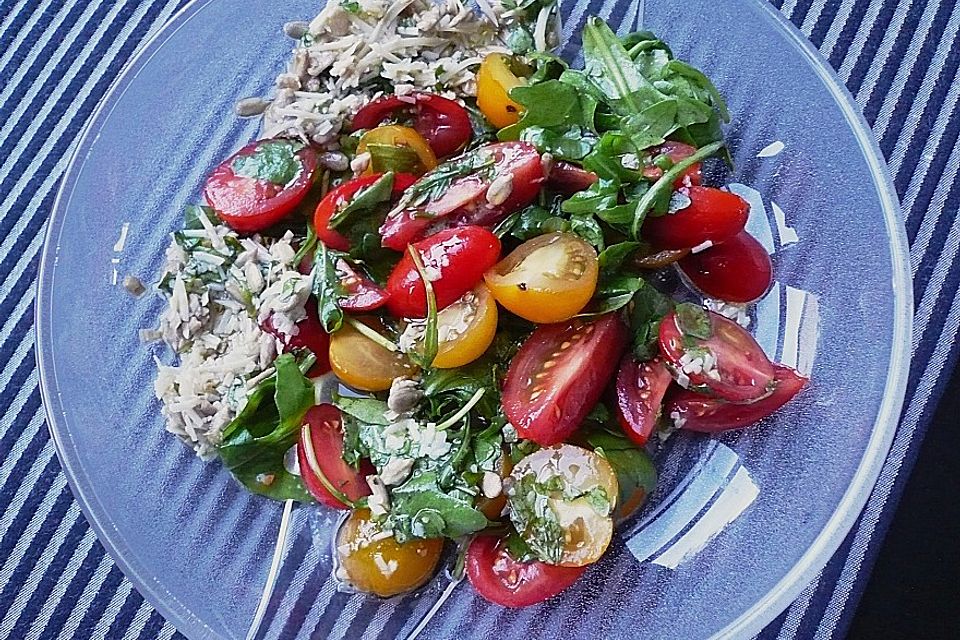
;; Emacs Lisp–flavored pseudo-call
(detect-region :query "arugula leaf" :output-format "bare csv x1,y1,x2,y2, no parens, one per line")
581,274,643,316
328,172,394,229
407,246,439,368
629,284,675,360
334,395,391,426
218,354,316,502
675,302,712,339
389,472,489,541
568,212,605,250
500,79,597,141
585,429,657,520
183,204,216,231
232,140,305,185
581,17,665,116
312,243,345,332
404,150,495,207
518,126,595,161
292,222,317,268
598,241,641,273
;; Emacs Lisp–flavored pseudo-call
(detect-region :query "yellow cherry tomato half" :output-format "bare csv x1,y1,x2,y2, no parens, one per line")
477,53,527,129
329,317,418,392
484,232,599,324
337,508,444,597
357,125,438,176
509,444,619,568
430,285,498,369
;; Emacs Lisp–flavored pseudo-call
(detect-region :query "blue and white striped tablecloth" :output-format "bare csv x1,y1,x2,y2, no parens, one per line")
1,1,958,638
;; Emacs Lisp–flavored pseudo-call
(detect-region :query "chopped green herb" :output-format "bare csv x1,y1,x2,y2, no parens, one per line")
231,140,305,186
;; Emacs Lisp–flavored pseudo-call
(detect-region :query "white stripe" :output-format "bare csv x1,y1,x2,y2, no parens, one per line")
871,0,957,140
0,404,44,490
0,0,34,41
158,623,179,640
853,0,916,106
0,257,39,342
0,1,77,91
89,580,134,640
0,329,35,394
800,0,829,36
0,500,81,637
836,1,887,86
781,0,801,21
24,528,100,640
0,443,56,551
819,0,858,61
328,597,366,640
119,601,155,640
54,552,117,640
775,570,824,640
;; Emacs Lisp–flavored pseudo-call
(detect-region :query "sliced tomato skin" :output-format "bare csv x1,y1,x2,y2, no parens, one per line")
204,139,318,233
385,226,501,318
547,161,598,194
658,309,775,402
679,231,773,303
314,172,418,252
642,186,749,250
615,356,673,447
335,260,390,312
380,142,544,251
262,303,331,377
297,405,375,509
503,314,628,446
642,141,703,187
668,364,808,432
466,535,587,608
351,93,472,158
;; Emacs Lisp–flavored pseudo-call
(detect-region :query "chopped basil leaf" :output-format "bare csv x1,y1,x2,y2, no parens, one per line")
328,172,395,229
183,204,217,230
312,243,345,332
231,140,305,186
629,284,675,360
675,302,712,340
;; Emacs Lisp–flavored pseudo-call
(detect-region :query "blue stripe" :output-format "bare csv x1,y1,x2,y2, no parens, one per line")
35,542,109,640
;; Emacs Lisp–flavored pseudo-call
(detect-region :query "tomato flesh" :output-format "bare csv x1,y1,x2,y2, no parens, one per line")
679,231,773,303
314,172,418,252
658,308,775,402
204,138,318,233
546,160,598,194
642,186,749,250
380,142,544,251
668,364,808,432
466,535,586,608
615,356,673,447
335,259,389,312
642,141,703,187
351,93,472,158
385,226,501,319
262,303,331,377
502,314,628,445
297,405,374,509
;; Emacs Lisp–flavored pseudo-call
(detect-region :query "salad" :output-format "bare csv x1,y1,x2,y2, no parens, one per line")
146,0,808,609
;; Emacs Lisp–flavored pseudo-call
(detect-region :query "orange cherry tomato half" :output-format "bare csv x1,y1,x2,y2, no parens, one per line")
431,285,499,369
477,54,526,129
352,92,473,157
328,317,418,391
357,125,437,176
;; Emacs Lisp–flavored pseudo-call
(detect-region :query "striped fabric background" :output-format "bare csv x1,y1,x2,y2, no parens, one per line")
1,0,957,638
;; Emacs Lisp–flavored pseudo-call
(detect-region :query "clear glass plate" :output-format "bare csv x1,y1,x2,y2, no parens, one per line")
36,1,912,638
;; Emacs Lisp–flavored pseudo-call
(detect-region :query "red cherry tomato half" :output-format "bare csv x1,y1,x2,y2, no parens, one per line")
642,186,749,250
679,231,773,303
297,404,375,509
503,314,628,446
642,141,703,187
466,535,587,608
380,142,544,251
547,160,598,194
262,303,331,377
668,364,808,432
385,226,501,318
351,93,473,158
204,138,318,233
314,172,418,252
336,259,390,312
658,308,775,402
615,356,673,447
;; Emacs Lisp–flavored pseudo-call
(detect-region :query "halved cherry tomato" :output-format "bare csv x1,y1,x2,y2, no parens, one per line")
337,508,443,597
659,308,775,402
509,444,618,567
679,231,773,303
329,317,418,391
204,138,318,233
547,161,598,194
262,303,331,377
431,285,498,368
615,356,673,447
466,535,587,608
297,404,374,509
477,54,526,129
642,186,749,250
380,141,544,251
334,260,390,312
352,93,473,158
314,172,418,251
668,364,808,432
502,314,628,445
642,141,702,187
357,126,437,176
485,232,599,324
385,226,501,319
